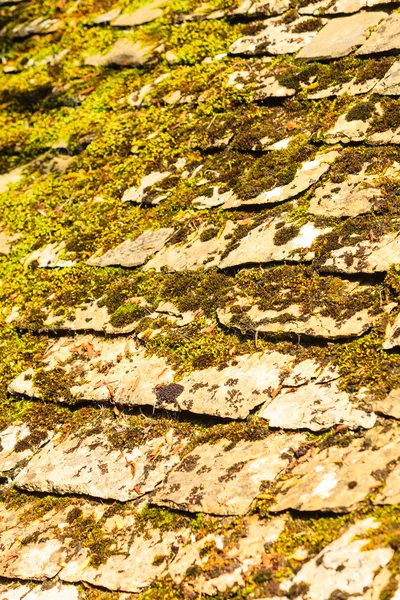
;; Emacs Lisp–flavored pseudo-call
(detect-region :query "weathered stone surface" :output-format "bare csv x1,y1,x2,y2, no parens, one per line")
272,425,400,513
85,39,156,67
193,186,237,209
308,170,381,217
259,379,375,431
319,231,400,274
0,424,53,474
87,228,174,267
0,500,106,580
300,0,397,14
93,8,122,24
0,166,24,193
0,226,20,254
144,221,236,272
383,311,400,349
8,17,62,39
280,519,393,600
175,351,293,419
8,335,177,409
60,514,189,592
217,282,381,339
154,432,306,515
22,241,76,268
15,422,184,501
112,1,164,26
375,389,400,419
297,11,387,60
324,103,379,144
308,76,379,99
374,61,400,95
170,516,287,594
127,73,170,107
222,151,338,209
121,171,171,204
229,14,326,56
0,583,80,600
357,12,400,56
253,75,296,99
234,0,290,16
219,216,331,269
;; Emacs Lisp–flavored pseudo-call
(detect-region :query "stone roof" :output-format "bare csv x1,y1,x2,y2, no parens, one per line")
2,0,400,598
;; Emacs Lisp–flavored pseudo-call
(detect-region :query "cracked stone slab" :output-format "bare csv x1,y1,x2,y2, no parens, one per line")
319,230,400,274
60,515,190,593
324,102,380,144
271,425,400,513
0,583,81,600
121,170,172,204
229,14,326,56
280,519,393,600
217,282,382,340
8,335,177,409
259,379,376,431
253,75,296,99
112,1,165,26
300,0,396,13
153,432,306,515
219,216,331,269
0,500,106,580
170,515,287,594
92,8,122,24
222,151,338,209
7,17,62,38
297,11,387,60
233,0,290,16
85,39,156,67
174,351,294,419
87,228,174,267
308,76,379,99
193,186,237,209
374,60,400,95
357,12,400,56
376,454,400,505
0,226,20,254
22,241,76,268
15,422,184,502
144,221,236,272
375,389,400,419
0,424,53,475
383,311,400,349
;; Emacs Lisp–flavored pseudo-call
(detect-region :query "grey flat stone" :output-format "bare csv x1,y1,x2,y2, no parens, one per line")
253,75,296,99
87,228,174,267
22,242,76,268
259,379,376,431
0,500,106,580
112,1,164,26
308,76,379,99
357,12,400,56
0,166,24,193
121,170,171,204
222,151,338,209
219,216,331,269
280,519,393,600
218,282,382,339
154,432,306,515
375,389,400,419
229,14,326,56
8,335,177,409
144,221,236,272
308,169,381,217
271,425,400,512
0,583,81,600
301,0,396,13
193,186,237,209
319,230,400,274
15,422,184,502
324,103,379,144
127,73,170,107
9,17,62,39
0,424,53,475
297,11,387,60
170,515,287,594
374,61,400,95
60,515,189,592
93,8,122,24
383,312,400,349
175,351,293,419
85,39,156,67
234,0,290,16
376,460,400,505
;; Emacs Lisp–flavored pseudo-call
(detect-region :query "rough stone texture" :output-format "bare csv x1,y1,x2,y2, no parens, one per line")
15,423,184,501
60,516,189,593
144,221,236,271
87,228,174,267
193,186,237,209
0,583,81,600
154,432,306,515
219,217,331,269
375,389,400,419
8,335,177,409
8,18,62,39
357,12,400,56
222,151,338,208
272,425,400,512
22,241,76,268
0,166,23,193
253,75,296,99
0,500,106,580
280,519,393,600
308,76,379,99
233,0,291,16
297,11,387,60
300,0,393,13
229,14,326,56
324,104,378,144
170,516,287,594
0,423,53,474
0,226,20,254
259,379,375,431
85,39,156,67
121,171,172,204
383,311,400,349
112,1,165,26
308,169,381,217
93,8,122,25
374,61,400,95
319,230,400,274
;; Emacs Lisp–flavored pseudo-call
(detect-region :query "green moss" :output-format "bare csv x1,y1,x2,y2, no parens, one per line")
109,302,149,327
273,224,300,246
345,100,375,122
